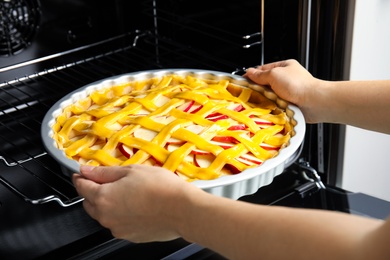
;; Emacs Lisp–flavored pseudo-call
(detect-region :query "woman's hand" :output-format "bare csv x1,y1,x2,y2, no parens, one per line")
245,59,390,133
72,164,200,242
244,59,322,123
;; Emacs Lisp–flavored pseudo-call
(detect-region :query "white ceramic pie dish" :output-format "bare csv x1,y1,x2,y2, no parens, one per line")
41,69,305,200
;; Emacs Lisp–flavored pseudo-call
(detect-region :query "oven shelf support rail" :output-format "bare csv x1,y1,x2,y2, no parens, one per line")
298,158,326,189
0,152,47,167
294,158,326,198
0,30,152,79
242,32,262,49
0,174,84,207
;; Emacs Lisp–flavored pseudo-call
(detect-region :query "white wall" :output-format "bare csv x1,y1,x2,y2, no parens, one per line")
341,0,390,201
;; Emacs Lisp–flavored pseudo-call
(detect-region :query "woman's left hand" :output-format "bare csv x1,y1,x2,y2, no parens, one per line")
72,164,198,242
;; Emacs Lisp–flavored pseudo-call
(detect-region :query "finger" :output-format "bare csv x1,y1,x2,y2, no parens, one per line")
244,59,292,85
244,67,272,86
246,60,289,74
72,173,111,221
80,165,128,184
82,197,98,220
72,173,101,201
256,60,288,71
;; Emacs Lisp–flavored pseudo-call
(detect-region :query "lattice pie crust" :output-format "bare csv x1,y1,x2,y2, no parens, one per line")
52,74,293,181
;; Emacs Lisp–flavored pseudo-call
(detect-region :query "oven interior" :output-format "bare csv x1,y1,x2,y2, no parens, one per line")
1,0,390,259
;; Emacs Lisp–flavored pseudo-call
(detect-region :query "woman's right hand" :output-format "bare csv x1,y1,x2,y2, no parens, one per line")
244,59,322,124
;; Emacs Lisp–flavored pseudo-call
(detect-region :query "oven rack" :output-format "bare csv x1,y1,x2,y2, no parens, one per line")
0,28,262,207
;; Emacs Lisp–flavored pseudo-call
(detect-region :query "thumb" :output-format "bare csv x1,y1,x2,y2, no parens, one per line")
79,165,127,184
244,67,272,86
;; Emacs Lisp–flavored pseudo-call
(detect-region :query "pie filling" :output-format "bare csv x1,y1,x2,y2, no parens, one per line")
52,74,293,181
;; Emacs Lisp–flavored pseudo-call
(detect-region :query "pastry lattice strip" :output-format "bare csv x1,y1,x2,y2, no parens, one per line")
53,75,291,180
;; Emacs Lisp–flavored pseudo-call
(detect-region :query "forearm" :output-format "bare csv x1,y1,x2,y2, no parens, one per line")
177,191,384,260
309,80,390,134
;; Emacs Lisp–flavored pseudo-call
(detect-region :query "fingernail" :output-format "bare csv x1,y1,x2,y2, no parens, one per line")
80,165,95,173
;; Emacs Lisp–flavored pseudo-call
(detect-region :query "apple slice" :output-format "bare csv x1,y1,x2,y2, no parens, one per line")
237,153,263,166
189,104,203,113
177,100,194,112
193,154,215,168
133,128,157,141
234,104,245,112
166,143,180,152
186,124,204,134
226,103,244,112
228,124,246,130
206,114,229,122
166,144,195,163
177,100,203,113
135,107,150,115
108,122,123,131
224,164,241,174
260,143,280,150
150,156,163,166
206,111,229,121
118,143,134,158
209,140,235,149
166,137,186,145
154,95,171,107
190,148,211,155
153,115,175,125
250,116,274,126
211,135,238,143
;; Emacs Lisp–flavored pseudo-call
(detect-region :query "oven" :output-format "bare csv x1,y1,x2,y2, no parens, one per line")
1,0,390,259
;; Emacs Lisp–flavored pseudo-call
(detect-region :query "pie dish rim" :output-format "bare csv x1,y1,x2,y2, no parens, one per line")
41,69,306,199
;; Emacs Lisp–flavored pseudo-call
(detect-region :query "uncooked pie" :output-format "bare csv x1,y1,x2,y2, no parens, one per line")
52,73,293,181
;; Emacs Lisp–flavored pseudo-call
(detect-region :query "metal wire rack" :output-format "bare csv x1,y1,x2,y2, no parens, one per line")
0,24,262,207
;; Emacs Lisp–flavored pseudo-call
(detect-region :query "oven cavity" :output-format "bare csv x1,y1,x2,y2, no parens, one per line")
0,0,41,56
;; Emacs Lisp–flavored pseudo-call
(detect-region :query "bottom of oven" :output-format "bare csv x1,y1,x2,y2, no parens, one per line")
36,170,390,260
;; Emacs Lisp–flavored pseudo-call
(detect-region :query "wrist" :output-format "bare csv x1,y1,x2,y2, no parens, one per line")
300,79,333,124
166,184,208,239
173,187,219,242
